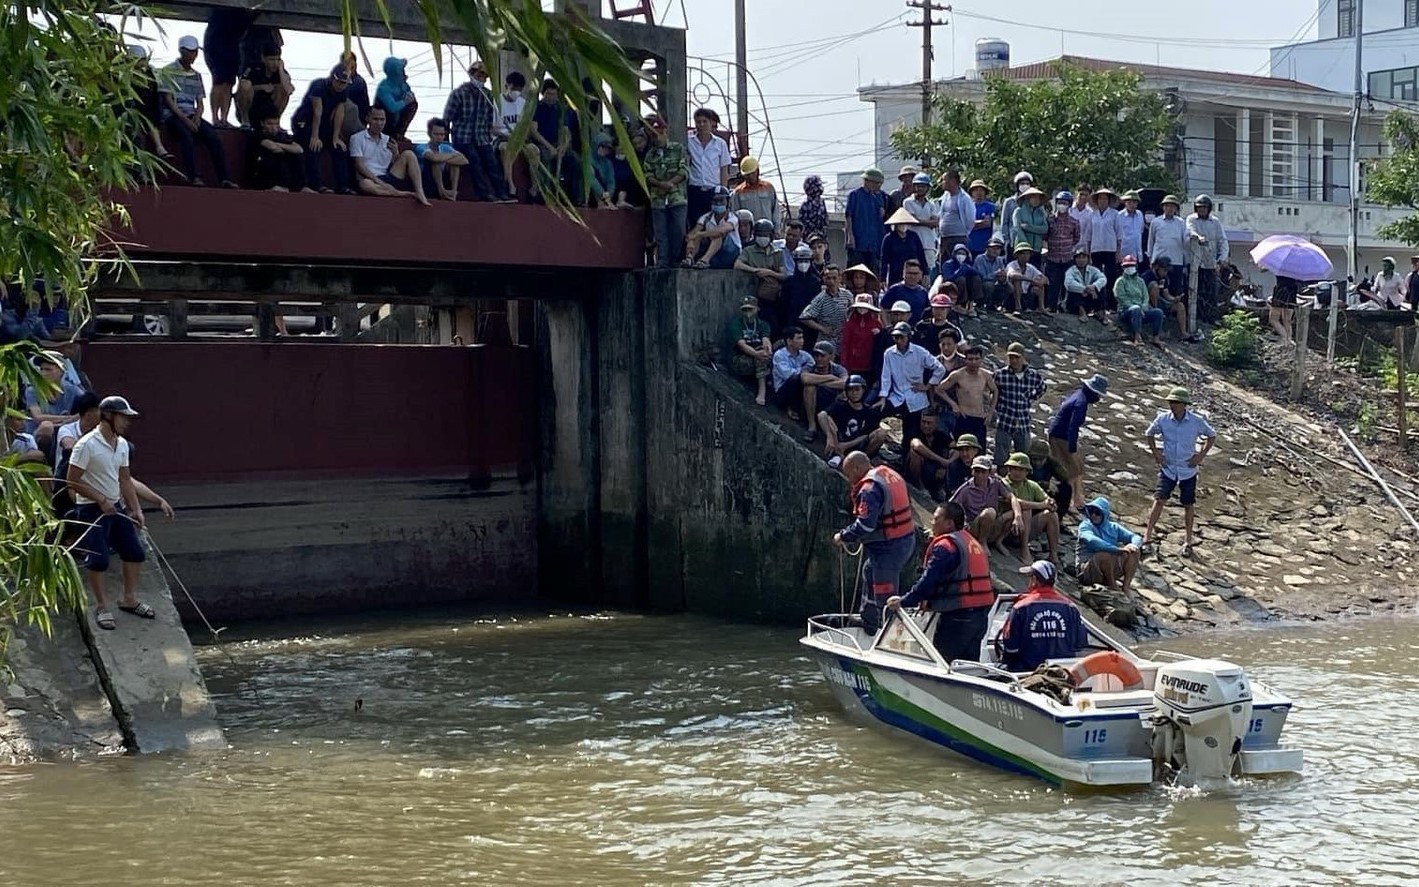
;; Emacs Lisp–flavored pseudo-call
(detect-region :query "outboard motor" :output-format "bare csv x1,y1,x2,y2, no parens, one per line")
1151,659,1252,783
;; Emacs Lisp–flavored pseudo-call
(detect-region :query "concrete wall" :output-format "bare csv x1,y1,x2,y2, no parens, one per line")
151,476,535,622
81,342,539,622
537,267,873,621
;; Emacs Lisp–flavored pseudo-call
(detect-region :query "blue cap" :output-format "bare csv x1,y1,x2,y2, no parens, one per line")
1083,374,1109,396
1019,560,1057,584
912,172,932,185
1055,190,1073,202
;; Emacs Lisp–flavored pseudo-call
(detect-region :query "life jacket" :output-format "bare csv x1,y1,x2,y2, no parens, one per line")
852,466,913,542
921,530,994,612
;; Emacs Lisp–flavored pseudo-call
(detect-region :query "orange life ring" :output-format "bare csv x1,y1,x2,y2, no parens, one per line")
1068,651,1145,692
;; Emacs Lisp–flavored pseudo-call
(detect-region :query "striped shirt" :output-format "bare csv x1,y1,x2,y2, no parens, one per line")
799,288,853,343
1045,214,1079,263
158,61,204,121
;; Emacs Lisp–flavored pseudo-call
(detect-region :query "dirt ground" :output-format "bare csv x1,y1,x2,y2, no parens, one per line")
953,309,1417,634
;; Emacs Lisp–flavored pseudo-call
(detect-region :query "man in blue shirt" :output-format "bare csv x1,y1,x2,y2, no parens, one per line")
1142,387,1217,555
845,168,888,272
1046,373,1107,512
999,560,1087,672
23,350,85,451
413,117,469,201
966,179,995,256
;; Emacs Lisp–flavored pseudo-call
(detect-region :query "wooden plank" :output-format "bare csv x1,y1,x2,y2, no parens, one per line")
338,302,360,343
167,297,188,339
1291,301,1310,399
1398,326,1410,449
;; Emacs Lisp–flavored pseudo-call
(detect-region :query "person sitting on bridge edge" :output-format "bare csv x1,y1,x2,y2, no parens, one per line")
905,409,956,501
726,297,772,406
374,56,419,139
819,374,888,468
1027,438,1073,520
350,107,431,206
834,452,917,636
65,396,153,631
415,117,469,202
886,501,996,662
23,350,84,455
683,186,738,270
1077,496,1142,599
247,110,309,193
159,36,238,189
999,560,1086,672
795,341,848,443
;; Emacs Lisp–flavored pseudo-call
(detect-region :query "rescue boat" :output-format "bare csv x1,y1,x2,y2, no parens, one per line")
800,597,1304,788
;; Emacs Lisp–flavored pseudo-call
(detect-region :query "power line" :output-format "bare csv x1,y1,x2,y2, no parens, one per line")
950,5,1318,48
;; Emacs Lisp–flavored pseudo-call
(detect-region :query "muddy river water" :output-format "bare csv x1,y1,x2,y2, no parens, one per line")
1,610,1415,886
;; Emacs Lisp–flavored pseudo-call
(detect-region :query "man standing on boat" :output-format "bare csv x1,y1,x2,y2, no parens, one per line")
834,452,916,635
886,502,996,662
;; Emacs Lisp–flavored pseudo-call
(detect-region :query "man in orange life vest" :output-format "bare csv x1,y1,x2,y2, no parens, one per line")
998,560,1086,672
833,451,917,635
887,501,996,662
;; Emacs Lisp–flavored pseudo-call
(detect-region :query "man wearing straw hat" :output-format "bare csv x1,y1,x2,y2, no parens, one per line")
1142,386,1217,556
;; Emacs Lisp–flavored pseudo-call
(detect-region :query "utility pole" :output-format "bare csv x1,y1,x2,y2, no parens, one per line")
1338,0,1364,364
734,0,750,158
907,0,949,169
1347,0,1364,293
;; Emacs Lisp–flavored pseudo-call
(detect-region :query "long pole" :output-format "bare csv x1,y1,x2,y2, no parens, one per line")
734,0,749,158
907,0,948,169
1346,0,1364,291
1397,326,1409,449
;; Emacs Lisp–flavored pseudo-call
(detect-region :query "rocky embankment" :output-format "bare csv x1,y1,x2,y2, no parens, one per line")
961,310,1416,632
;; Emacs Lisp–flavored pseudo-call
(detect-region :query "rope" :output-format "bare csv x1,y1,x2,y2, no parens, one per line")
839,542,865,614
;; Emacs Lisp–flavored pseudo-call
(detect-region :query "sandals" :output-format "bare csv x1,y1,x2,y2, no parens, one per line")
119,601,157,619
95,609,116,631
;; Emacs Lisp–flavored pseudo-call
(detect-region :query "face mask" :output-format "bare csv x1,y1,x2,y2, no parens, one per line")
1018,182,1031,194
954,253,969,263
711,203,726,213
1056,203,1070,213
1124,267,1137,276
796,261,810,271
755,236,771,247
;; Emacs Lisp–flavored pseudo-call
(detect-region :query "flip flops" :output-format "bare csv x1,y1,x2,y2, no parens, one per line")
95,609,116,630
118,601,156,619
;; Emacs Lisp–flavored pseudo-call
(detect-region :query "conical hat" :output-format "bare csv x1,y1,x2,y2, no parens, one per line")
885,207,918,226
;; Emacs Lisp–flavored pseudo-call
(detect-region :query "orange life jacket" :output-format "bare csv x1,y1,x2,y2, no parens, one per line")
922,530,995,611
852,466,914,542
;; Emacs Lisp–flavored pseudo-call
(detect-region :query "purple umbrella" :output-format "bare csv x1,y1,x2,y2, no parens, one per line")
1250,234,1334,280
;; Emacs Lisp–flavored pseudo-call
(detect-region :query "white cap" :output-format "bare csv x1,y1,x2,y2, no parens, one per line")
178,35,199,51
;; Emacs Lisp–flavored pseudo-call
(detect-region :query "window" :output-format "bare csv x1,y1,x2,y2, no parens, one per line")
1338,0,1355,38
1368,65,1419,101
1408,0,1419,28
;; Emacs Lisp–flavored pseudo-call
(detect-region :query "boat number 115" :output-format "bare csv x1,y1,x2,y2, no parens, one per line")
1083,728,1108,744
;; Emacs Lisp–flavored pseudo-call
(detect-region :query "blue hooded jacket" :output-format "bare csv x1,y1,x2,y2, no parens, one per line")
1076,496,1141,562
375,57,415,115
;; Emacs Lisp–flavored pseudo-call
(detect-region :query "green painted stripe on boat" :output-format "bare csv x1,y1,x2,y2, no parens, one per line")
853,662,1063,784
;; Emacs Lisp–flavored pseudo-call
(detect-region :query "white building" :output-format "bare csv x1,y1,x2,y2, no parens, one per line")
859,54,1408,282
1270,0,1419,100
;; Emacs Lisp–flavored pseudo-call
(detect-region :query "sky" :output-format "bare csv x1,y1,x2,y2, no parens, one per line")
124,0,1322,203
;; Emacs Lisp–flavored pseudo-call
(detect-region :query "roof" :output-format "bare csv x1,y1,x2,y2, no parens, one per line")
980,54,1333,95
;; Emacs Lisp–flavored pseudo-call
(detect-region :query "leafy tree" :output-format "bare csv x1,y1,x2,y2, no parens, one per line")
889,64,1176,198
0,0,648,663
1364,111,1419,245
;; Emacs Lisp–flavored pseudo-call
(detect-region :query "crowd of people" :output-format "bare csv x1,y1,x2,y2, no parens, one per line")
3,349,170,631
121,12,658,209
711,159,1230,656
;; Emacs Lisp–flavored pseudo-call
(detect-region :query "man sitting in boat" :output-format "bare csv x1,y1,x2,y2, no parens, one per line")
999,560,1086,672
833,452,916,635
885,502,995,661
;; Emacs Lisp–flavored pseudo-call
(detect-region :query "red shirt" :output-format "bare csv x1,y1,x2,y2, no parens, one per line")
840,311,883,373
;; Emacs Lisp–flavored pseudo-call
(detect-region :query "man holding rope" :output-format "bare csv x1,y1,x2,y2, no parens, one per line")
65,395,153,631
834,452,917,635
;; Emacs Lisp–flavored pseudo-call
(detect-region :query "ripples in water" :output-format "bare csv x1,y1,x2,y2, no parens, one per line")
0,612,1415,886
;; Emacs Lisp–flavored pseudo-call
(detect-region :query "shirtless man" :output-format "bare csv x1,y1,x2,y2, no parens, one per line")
937,344,997,456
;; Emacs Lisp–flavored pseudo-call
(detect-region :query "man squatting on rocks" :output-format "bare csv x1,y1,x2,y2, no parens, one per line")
834,452,916,635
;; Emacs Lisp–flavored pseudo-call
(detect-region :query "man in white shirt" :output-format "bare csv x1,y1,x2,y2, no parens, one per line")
902,172,941,275
350,107,431,205
66,396,151,630
876,321,944,449
1375,257,1408,309
686,106,732,225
